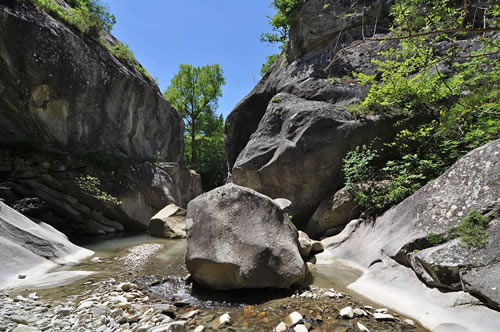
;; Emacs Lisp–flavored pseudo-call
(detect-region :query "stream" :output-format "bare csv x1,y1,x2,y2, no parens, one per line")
5,234,427,331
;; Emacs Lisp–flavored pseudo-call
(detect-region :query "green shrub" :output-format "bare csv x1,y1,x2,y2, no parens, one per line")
260,54,279,76
76,175,121,205
31,0,115,37
454,210,490,249
427,233,444,246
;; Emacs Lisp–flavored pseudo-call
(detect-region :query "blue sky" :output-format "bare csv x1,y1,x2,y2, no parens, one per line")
105,0,280,118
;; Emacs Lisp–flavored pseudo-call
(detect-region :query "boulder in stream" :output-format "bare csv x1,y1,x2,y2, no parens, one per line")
148,204,187,239
185,184,306,289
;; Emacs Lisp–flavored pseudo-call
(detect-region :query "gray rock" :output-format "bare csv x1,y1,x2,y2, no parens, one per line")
305,187,360,238
148,204,187,239
148,321,187,332
185,183,306,289
298,231,313,257
461,261,500,310
0,1,184,162
0,201,93,288
231,93,400,226
319,140,500,309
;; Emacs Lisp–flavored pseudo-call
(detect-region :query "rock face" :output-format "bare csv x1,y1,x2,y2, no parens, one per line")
0,201,93,288
318,139,500,309
231,92,401,226
0,1,183,161
148,204,187,239
0,1,202,235
185,184,306,289
305,186,360,238
225,0,404,227
0,149,201,237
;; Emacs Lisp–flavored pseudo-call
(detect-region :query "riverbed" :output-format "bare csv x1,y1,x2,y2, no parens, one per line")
0,234,427,331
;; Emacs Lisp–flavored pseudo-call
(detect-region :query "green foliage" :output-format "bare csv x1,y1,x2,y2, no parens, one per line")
454,210,490,248
260,0,305,49
76,175,121,205
427,233,444,246
164,64,227,191
260,0,305,76
102,41,155,83
343,0,500,217
31,0,115,37
260,54,279,76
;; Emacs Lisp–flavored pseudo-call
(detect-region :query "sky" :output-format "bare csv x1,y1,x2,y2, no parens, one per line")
105,0,280,118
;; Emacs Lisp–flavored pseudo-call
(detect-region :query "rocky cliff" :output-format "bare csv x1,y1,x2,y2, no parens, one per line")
0,0,183,161
225,0,399,226
0,1,201,236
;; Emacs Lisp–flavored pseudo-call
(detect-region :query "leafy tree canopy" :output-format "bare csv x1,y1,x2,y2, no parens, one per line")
164,64,227,191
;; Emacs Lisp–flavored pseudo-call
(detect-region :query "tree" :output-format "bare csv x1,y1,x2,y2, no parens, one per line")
164,64,226,190
260,0,305,76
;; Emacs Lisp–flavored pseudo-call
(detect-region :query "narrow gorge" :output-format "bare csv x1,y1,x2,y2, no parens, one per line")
0,1,499,332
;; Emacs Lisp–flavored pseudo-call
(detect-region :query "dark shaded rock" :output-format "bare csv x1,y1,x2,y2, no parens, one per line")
232,93,402,226
0,149,201,237
185,183,306,289
0,1,184,162
305,186,360,238
461,261,500,311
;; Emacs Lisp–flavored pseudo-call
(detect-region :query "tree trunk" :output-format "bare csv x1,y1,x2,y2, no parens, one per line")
191,119,197,166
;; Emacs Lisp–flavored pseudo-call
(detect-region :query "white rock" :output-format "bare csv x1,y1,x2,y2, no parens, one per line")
284,311,303,327
193,326,205,332
12,324,41,332
274,321,287,332
373,313,396,321
294,324,308,332
148,321,187,332
357,321,370,332
180,309,199,319
340,306,354,319
353,308,368,316
404,318,415,326
218,313,232,327
77,300,94,310
374,308,388,314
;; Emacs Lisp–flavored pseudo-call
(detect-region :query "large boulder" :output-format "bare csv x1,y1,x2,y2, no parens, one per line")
0,1,184,162
305,186,360,238
318,139,500,324
231,92,400,225
0,201,93,288
185,184,306,289
148,204,187,239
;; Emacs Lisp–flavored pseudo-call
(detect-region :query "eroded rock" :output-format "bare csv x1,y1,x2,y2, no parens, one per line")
185,184,306,289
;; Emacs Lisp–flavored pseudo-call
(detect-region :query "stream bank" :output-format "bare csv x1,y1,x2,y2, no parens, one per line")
0,234,426,332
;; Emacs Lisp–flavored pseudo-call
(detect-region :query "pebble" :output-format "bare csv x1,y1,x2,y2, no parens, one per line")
293,324,308,332
284,311,303,327
404,318,415,326
154,304,177,314
180,309,199,319
357,321,370,332
375,308,388,314
218,313,232,327
193,325,205,332
274,321,287,332
353,308,368,316
373,312,396,321
340,306,354,319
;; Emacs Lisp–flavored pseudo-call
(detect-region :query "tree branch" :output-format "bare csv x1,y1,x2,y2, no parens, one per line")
323,27,500,72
